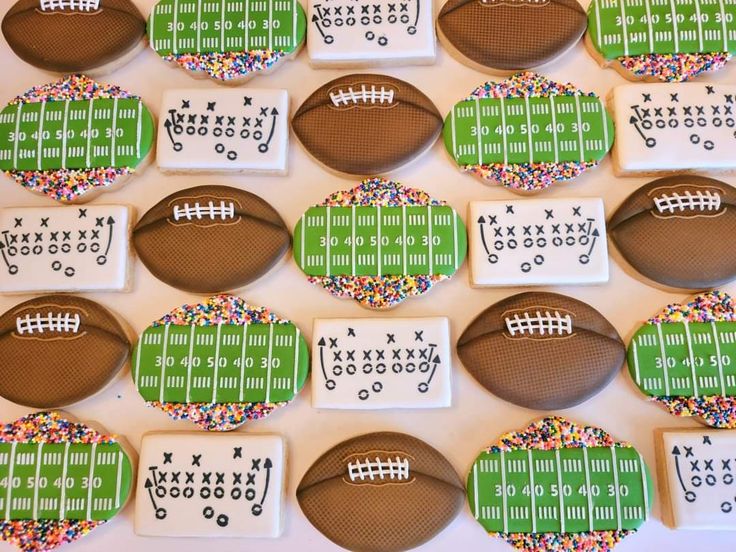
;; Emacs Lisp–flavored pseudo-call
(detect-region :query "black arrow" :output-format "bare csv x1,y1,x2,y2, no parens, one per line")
311,16,327,39
318,338,328,380
261,108,279,151
477,216,491,256
413,0,420,27
164,112,183,151
629,117,649,142
424,345,439,386
586,235,597,257
0,243,10,268
145,478,159,509
103,216,115,257
672,446,688,493
260,458,272,506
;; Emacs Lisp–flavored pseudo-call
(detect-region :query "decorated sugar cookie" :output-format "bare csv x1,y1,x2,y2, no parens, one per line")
132,295,309,431
0,75,154,203
587,0,736,81
293,178,467,309
443,73,613,193
147,0,306,83
2,0,146,75
0,295,130,408
628,291,736,429
458,292,625,409
297,432,464,552
0,411,134,552
609,176,736,289
468,417,653,551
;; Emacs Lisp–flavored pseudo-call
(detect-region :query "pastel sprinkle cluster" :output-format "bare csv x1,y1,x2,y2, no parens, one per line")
319,177,444,208
8,167,133,203
9,74,138,105
0,413,115,552
647,291,736,428
619,53,731,82
147,401,287,432
499,530,631,552
165,50,285,81
463,73,599,192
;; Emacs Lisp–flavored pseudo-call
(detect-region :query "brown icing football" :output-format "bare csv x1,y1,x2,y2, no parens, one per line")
457,291,624,410
437,0,587,72
0,295,130,408
291,74,443,176
609,176,736,290
297,432,464,552
2,0,146,73
133,185,291,293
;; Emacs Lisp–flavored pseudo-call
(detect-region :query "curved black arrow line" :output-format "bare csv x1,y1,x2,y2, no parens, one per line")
311,15,327,39
672,446,688,493
103,217,115,256
259,459,272,506
0,244,10,269
477,216,491,256
318,338,328,380
629,117,649,142
164,113,182,150
413,0,420,27
264,108,279,147
144,478,159,509
423,344,438,386
586,235,597,257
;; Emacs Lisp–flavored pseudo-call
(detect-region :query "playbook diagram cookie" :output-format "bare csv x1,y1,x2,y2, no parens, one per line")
0,75,154,203
627,291,736,429
468,417,653,551
0,411,134,552
148,0,306,83
437,0,586,73
587,0,736,81
609,176,736,289
132,295,309,431
443,73,613,193
293,178,467,309
2,0,146,75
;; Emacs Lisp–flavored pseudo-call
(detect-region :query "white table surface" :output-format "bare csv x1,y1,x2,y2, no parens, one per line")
1,1,735,550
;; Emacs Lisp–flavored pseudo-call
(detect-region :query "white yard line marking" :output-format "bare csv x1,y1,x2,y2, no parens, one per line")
114,450,123,508
633,340,641,384
84,99,94,167
351,205,356,275
600,98,610,152
211,323,223,402
452,209,459,270
61,100,70,168
110,97,119,166
292,327,300,394
524,96,534,163
4,443,16,518
220,0,226,52
185,324,195,402
159,324,170,403
694,0,704,51
656,323,671,395
582,447,594,531
402,205,408,274
12,103,22,168
611,447,622,531
683,320,699,397
31,442,44,519
451,108,458,160
500,96,508,165
427,205,433,274
299,214,305,269
326,206,332,277
173,0,180,54
268,0,274,50
550,95,559,163
711,321,726,396
619,0,630,56
36,101,46,171
555,449,566,533
644,0,654,52
594,0,603,48
135,100,143,159
377,205,382,277
527,449,537,533
292,0,297,48
197,0,202,51
474,97,483,165
59,442,70,518
239,322,248,402
85,442,97,520
574,95,585,162
718,0,729,50
639,453,649,520
500,450,508,533
669,0,680,51
265,323,274,402
472,463,480,519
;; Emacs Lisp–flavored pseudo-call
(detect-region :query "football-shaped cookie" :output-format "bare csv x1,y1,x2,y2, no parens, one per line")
457,291,624,409
2,0,146,74
437,0,587,73
0,295,130,408
291,74,442,175
133,185,290,293
297,432,464,552
609,176,736,290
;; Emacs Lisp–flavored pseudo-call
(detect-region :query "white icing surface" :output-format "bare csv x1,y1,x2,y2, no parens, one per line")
468,198,608,286
612,83,736,172
0,205,130,292
660,429,736,530
156,89,289,173
311,317,451,409
307,0,435,66
135,433,285,538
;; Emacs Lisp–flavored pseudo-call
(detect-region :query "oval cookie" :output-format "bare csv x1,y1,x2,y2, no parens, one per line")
131,295,309,431
609,176,736,289
443,72,613,192
293,178,467,309
457,291,624,409
0,75,154,203
628,291,736,429
468,417,653,551
133,185,290,293
0,295,130,408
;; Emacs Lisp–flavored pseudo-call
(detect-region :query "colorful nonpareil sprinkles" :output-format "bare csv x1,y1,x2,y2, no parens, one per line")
466,72,597,101
320,177,443,208
9,74,138,105
647,291,736,428
165,50,286,81
8,167,133,203
147,401,287,432
619,53,731,82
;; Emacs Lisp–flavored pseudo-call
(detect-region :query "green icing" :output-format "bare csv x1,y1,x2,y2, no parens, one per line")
628,321,736,398
133,322,309,404
443,95,613,166
0,98,154,171
0,442,132,521
293,205,467,277
467,446,653,534
588,0,736,59
148,0,307,55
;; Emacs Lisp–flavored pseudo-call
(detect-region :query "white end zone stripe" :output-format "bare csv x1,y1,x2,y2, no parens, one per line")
4,441,17,519
114,450,123,508
611,446,622,531
292,327,300,394
639,453,649,520
473,462,480,519
600,98,610,152
12,103,22,167
450,107,458,161
299,213,306,270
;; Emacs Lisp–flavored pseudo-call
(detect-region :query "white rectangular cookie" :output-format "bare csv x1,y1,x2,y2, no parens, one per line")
611,83,736,175
468,198,608,286
312,317,451,409
0,205,131,293
135,432,285,538
157,89,289,174
307,0,435,67
656,428,736,530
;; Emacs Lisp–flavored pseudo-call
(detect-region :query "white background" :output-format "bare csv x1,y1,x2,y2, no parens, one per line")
1,0,736,550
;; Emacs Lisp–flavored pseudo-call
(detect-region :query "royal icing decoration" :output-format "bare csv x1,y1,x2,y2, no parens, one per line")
135,433,284,537
311,317,451,409
612,82,736,173
39,0,101,10
0,206,131,293
157,89,288,173
307,0,435,65
469,198,608,286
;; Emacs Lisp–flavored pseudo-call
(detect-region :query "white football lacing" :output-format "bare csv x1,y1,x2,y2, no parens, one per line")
480,0,548,3
172,201,236,221
347,456,410,482
40,0,100,11
505,311,573,337
15,313,81,335
653,190,721,214
329,85,396,107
